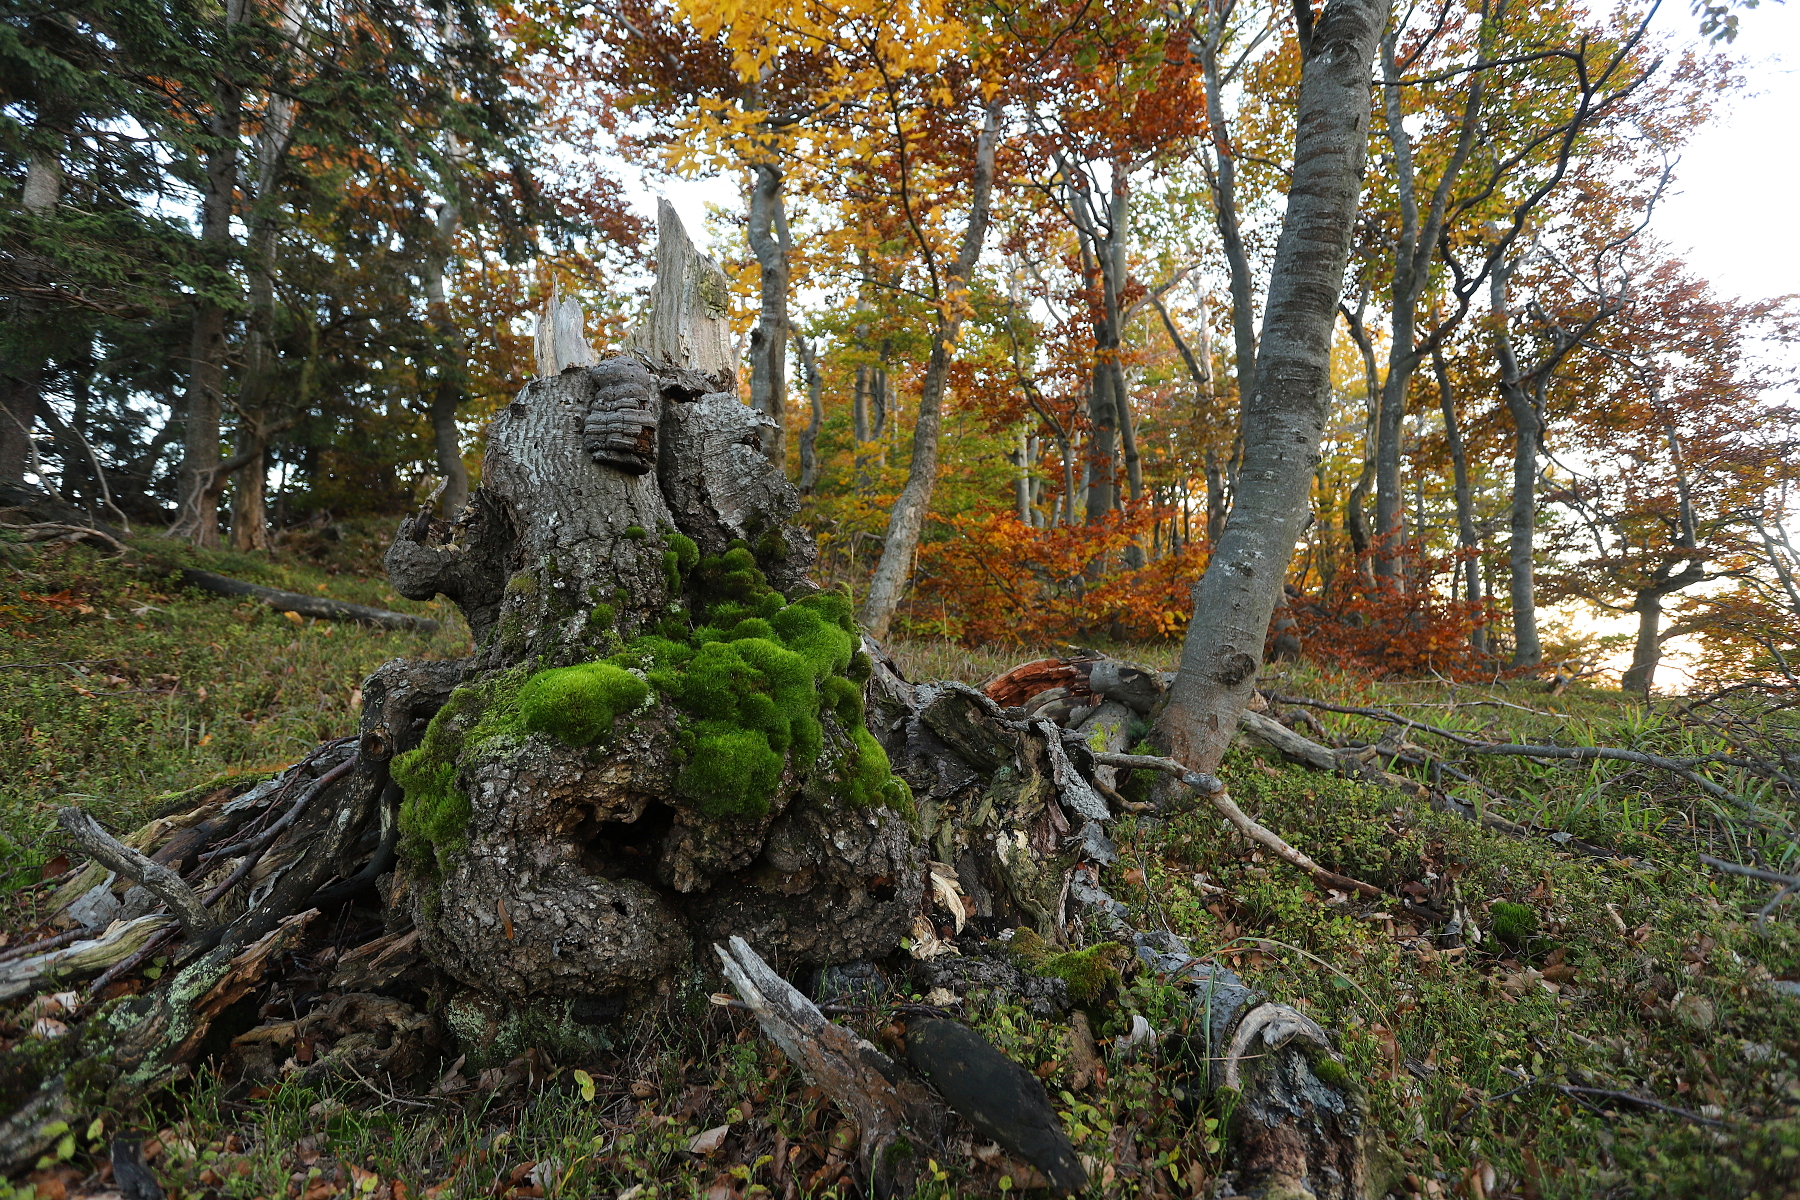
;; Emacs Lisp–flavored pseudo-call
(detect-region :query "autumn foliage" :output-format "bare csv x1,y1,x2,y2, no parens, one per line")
907,510,1205,646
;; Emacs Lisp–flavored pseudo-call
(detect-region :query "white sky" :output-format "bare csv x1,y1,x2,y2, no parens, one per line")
1647,1,1800,306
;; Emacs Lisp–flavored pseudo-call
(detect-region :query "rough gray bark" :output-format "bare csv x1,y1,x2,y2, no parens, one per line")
860,104,1002,640
1157,0,1390,772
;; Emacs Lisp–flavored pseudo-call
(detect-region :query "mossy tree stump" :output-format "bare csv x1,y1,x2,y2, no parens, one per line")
377,204,922,1032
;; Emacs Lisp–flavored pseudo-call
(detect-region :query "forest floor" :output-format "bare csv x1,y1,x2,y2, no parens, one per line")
3,529,1799,1200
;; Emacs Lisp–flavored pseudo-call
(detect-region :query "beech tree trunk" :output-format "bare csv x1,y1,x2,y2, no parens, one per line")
746,162,790,469
1158,0,1389,772
860,104,1001,641
1491,263,1543,670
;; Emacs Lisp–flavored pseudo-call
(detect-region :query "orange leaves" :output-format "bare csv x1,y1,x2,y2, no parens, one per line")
1286,570,1496,680
906,509,1206,645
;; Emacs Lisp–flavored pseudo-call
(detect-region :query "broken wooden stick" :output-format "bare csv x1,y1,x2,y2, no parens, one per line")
56,807,217,935
714,937,936,1195
0,915,176,1002
179,569,440,633
1088,751,1386,900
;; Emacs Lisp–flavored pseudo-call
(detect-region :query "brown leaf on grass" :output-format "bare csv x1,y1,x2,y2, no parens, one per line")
687,1125,730,1155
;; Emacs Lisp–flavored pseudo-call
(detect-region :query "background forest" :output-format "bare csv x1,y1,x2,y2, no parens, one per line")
4,0,1799,688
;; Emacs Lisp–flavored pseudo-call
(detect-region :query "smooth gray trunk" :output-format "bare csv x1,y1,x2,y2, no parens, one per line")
795,334,823,494
1433,345,1484,650
746,163,790,468
1372,30,1486,579
1157,0,1389,771
860,105,1002,640
1202,36,1259,425
425,195,471,519
1621,591,1661,696
1491,265,1542,669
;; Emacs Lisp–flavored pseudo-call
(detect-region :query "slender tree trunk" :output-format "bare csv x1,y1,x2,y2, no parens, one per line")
1157,0,1389,771
174,8,246,548
1621,589,1662,696
229,440,270,551
1204,448,1227,543
1372,30,1485,580
795,334,824,494
746,162,789,468
1202,39,1259,423
424,195,471,517
860,104,1001,640
1340,301,1380,567
2,114,68,484
1433,344,1484,650
1491,264,1542,669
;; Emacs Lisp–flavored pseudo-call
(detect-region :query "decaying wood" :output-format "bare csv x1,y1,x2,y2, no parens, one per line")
179,568,440,633
0,914,175,1002
624,198,737,388
55,808,217,935
715,937,937,1196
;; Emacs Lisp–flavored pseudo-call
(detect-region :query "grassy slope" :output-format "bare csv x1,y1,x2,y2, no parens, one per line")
3,532,1799,1200
0,528,469,890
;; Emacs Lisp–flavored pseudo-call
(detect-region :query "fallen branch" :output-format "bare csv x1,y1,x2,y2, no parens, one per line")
1697,855,1800,887
179,569,440,633
0,522,129,553
714,936,935,1194
56,808,217,935
1265,691,1756,813
0,915,176,1002
1087,750,1386,900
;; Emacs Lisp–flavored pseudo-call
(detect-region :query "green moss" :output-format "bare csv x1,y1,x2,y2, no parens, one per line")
587,602,616,630
1007,926,1050,965
504,569,538,599
392,668,530,873
1036,942,1130,1004
1310,1055,1352,1091
517,661,649,747
1006,931,1128,1003
668,532,699,572
623,525,648,540
625,549,898,822
1489,901,1538,948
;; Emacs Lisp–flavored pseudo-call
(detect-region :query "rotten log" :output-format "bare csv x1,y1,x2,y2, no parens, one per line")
179,569,441,633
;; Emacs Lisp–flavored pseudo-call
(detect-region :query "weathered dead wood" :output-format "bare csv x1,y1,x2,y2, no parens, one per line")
55,808,216,935
715,937,938,1197
178,569,440,632
0,521,129,552
0,914,175,1002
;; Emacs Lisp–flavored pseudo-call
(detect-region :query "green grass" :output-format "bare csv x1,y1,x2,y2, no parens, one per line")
0,528,468,889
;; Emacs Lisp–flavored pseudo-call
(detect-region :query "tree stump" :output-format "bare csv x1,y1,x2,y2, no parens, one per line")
377,203,922,1043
